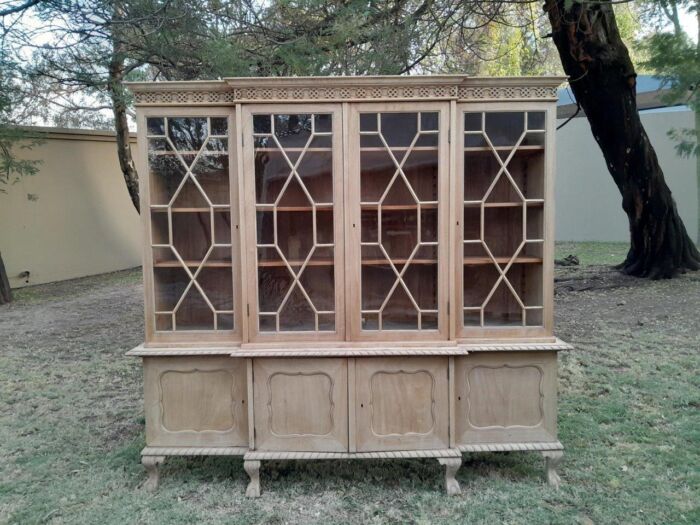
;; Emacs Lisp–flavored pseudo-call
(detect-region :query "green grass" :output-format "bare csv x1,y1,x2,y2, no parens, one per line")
555,241,629,266
1,247,698,524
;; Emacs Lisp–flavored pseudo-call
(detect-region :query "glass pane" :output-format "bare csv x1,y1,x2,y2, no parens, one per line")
484,112,524,147
171,212,212,262
484,281,522,327
380,113,418,148
360,113,378,132
360,111,440,332
464,113,481,132
253,113,336,333
191,154,229,205
168,117,208,152
274,114,312,148
211,117,228,136
148,115,234,333
147,117,165,136
148,142,186,205
254,114,271,134
175,285,214,330
527,112,545,130
420,112,439,131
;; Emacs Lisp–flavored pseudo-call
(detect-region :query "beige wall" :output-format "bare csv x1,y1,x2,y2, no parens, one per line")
0,127,142,288
555,109,698,242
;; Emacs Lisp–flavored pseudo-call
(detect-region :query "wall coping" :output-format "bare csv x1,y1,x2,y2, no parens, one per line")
13,125,136,143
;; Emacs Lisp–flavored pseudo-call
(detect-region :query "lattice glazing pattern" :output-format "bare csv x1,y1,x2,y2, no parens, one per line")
253,113,336,332
462,111,545,327
147,116,234,331
359,112,440,331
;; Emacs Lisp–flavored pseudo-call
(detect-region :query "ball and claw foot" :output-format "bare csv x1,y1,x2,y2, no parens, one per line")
244,460,261,498
438,457,462,496
142,455,165,491
541,450,563,489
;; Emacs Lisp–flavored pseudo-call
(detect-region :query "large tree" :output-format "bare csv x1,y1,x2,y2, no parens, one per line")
544,0,700,278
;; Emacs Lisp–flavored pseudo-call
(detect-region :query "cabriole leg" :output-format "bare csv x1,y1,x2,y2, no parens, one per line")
142,455,165,491
244,460,261,498
541,450,563,489
438,457,462,496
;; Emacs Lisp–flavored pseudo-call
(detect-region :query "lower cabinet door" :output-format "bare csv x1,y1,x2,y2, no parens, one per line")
143,357,248,447
253,358,348,452
355,357,449,451
454,351,558,444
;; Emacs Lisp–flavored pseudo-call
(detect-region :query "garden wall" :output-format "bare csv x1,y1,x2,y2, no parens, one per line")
0,127,142,288
555,108,697,242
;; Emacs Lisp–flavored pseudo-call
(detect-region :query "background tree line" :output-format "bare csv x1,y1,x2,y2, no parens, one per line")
0,0,698,304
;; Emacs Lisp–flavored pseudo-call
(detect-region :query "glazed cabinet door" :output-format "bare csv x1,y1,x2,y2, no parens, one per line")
456,103,554,339
138,109,242,344
242,105,345,341
347,103,450,341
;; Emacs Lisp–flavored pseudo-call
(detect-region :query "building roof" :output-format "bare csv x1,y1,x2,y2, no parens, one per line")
556,75,686,118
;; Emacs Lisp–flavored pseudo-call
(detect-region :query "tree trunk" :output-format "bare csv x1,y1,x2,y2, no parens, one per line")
693,108,700,245
0,251,12,304
545,0,700,278
108,37,140,214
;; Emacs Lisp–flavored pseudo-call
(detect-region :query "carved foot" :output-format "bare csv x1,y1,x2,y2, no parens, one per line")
541,450,563,489
142,455,165,491
438,457,462,496
244,460,261,498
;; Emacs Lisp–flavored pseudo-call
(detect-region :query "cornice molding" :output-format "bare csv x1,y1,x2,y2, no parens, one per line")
128,75,565,106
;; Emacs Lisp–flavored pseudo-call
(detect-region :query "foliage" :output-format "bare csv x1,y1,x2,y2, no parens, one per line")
641,0,699,158
0,30,42,193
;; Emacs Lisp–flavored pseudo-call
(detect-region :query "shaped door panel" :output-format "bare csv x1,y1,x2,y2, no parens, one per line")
454,351,558,444
144,357,248,447
253,358,348,451
355,357,449,451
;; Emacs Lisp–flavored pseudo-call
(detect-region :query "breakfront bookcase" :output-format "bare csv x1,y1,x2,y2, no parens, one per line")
126,75,571,496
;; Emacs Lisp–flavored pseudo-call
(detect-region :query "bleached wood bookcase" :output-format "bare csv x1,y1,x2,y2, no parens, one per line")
127,75,571,496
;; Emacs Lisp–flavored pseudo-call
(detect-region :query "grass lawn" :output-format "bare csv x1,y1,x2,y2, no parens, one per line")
1,242,698,524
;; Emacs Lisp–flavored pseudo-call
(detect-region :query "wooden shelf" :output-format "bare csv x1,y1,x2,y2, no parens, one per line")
464,145,544,153
154,260,232,268
256,205,333,212
258,259,334,267
463,256,542,266
463,201,544,208
149,151,227,156
254,148,333,152
360,147,438,152
151,207,230,213
361,203,438,211
362,258,437,265
258,258,438,267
